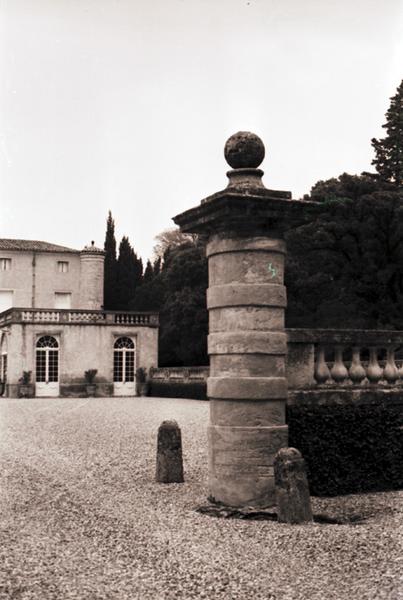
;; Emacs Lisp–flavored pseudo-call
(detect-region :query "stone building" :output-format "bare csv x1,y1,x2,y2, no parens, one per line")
0,239,158,397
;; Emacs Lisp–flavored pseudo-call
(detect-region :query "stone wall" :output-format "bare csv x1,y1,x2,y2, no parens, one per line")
5,320,158,396
0,248,105,311
0,250,82,309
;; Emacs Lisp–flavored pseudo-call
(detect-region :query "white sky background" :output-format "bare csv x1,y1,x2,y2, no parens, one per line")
1,0,402,261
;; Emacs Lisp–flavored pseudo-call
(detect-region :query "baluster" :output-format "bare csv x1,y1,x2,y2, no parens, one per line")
349,346,366,384
330,345,349,383
366,347,383,384
314,346,331,384
383,346,399,384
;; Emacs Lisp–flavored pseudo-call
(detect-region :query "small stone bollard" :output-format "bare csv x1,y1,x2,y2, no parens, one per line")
274,447,313,524
156,420,184,483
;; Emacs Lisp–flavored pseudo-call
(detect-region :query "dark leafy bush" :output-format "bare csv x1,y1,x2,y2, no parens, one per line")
287,403,403,496
150,381,207,400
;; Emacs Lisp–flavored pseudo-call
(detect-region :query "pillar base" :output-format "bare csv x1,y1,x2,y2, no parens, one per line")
208,423,288,507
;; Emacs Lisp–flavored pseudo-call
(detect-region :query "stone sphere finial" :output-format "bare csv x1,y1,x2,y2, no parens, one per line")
224,131,265,169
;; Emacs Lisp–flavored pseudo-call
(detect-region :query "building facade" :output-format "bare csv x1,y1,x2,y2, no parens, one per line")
0,239,158,397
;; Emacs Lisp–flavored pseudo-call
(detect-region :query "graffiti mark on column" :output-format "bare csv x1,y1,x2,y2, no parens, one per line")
268,263,277,278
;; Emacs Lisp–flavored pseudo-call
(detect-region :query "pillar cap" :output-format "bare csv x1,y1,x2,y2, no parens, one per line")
224,132,266,190
224,132,265,169
173,133,320,235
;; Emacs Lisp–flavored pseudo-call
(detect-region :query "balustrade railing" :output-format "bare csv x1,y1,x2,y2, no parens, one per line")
287,329,403,389
113,312,157,325
68,311,106,323
22,310,60,322
150,366,209,383
0,307,159,327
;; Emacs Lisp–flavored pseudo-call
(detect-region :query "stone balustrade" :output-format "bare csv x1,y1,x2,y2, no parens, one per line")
149,331,403,391
150,366,209,383
0,307,159,327
287,329,403,389
113,312,158,325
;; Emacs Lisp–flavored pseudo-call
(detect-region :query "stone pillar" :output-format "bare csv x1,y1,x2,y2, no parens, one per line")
79,242,105,310
156,420,184,483
207,233,288,506
274,447,313,523
174,131,317,507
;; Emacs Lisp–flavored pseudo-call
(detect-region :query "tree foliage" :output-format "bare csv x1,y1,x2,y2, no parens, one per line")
103,211,118,309
159,242,208,366
153,228,198,259
115,236,143,310
131,238,208,366
306,171,393,203
371,79,403,187
286,182,403,329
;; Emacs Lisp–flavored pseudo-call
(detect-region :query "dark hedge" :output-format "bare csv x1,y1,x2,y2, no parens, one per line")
287,403,403,496
150,381,207,400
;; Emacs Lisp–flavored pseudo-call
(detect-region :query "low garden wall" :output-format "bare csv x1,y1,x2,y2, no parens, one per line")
149,366,208,400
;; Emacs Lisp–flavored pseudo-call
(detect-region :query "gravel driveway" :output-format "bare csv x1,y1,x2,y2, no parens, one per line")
0,396,402,600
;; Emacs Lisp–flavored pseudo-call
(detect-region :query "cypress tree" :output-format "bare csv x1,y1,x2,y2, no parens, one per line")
371,80,403,187
103,211,118,309
116,237,144,309
116,236,136,310
133,252,143,287
153,256,162,277
143,259,154,283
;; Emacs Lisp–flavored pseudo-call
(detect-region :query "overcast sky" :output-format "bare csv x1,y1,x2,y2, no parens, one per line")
1,0,402,261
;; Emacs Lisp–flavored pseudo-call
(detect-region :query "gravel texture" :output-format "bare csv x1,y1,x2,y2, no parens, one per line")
0,396,402,600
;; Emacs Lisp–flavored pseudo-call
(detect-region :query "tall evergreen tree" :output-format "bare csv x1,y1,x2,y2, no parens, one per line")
143,259,154,283
116,237,144,309
103,211,118,309
133,251,143,286
153,256,162,277
371,80,403,187
116,236,136,310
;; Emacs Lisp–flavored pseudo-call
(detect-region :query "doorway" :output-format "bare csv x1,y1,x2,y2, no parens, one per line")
113,336,136,396
36,336,59,396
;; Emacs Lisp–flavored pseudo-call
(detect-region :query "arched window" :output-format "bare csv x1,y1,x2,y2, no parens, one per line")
114,337,135,383
114,337,134,350
37,336,59,349
36,336,59,383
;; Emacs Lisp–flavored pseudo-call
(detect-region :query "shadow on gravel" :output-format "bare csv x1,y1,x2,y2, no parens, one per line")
196,504,367,525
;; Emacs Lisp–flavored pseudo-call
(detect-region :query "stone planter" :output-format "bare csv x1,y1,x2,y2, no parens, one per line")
18,383,35,398
137,382,150,397
85,384,97,397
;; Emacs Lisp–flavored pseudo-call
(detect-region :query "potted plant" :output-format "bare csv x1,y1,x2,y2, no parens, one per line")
18,370,34,398
136,367,150,397
84,369,97,397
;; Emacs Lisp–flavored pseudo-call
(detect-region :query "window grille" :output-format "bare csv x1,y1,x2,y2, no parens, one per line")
36,336,59,348
113,337,135,382
36,336,59,383
114,337,135,349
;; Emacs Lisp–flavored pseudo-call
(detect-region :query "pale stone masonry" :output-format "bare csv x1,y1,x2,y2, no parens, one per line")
174,131,317,507
0,239,84,310
0,239,158,397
